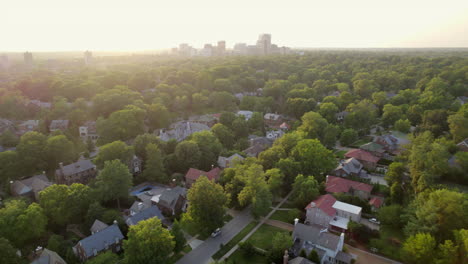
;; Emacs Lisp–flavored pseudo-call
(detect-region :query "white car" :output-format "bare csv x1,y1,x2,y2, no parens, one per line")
369,218,380,225
211,228,221,238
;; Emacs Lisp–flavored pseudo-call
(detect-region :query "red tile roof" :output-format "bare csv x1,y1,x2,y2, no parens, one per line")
185,167,221,182
345,149,380,163
305,194,337,216
326,175,373,194
369,197,383,208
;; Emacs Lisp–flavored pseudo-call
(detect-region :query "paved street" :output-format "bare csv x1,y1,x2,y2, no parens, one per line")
175,207,253,264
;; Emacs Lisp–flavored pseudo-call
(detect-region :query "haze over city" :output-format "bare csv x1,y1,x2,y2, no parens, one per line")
2,0,468,52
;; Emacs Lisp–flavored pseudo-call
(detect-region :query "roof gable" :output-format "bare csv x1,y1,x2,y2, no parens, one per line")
305,194,337,216
326,175,373,194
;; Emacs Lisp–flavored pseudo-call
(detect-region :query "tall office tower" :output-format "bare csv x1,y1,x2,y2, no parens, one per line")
233,43,247,55
201,44,213,57
24,51,33,65
0,55,9,69
256,34,272,55
84,50,93,65
217,41,226,55
178,43,192,56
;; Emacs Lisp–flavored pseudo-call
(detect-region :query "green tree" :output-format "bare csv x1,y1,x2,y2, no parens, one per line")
0,151,21,185
402,233,436,264
448,105,468,142
133,133,162,162
266,168,284,198
258,146,286,170
0,129,19,147
219,112,237,129
123,218,175,264
0,237,23,264
291,175,320,208
184,176,228,234
97,105,146,144
308,250,320,263
394,119,411,133
141,143,167,183
340,128,358,146
94,140,134,169
45,135,76,170
147,103,170,131
190,131,222,171
382,104,404,128
292,139,336,177
319,102,339,123
211,123,235,149
171,220,186,252
94,160,133,208
267,232,293,263
16,131,47,175
297,111,328,140
237,163,273,218
378,205,403,228
175,141,201,172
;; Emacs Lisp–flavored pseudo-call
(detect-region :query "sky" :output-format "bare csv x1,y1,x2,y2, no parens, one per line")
2,0,468,51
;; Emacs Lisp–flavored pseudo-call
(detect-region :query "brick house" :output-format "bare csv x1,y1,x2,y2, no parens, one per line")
184,167,221,188
55,159,97,185
325,175,373,200
344,149,380,170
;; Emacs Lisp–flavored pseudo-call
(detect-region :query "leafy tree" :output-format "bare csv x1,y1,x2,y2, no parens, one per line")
382,104,404,127
94,160,132,208
273,131,304,155
45,135,76,170
340,128,358,146
292,139,336,177
344,99,377,132
258,146,286,170
123,218,175,264
266,168,284,198
211,123,235,149
219,112,237,129
16,131,47,175
286,98,317,119
86,251,119,264
0,200,47,248
308,250,320,263
190,131,222,171
298,111,328,140
147,103,170,131
385,162,405,187
171,220,186,252
236,163,272,218
378,205,403,228
267,232,293,263
290,174,320,208
421,109,449,137
394,119,411,133
133,133,162,162
141,143,167,183
231,118,249,138
184,176,228,234
0,129,19,147
94,140,134,169
208,91,237,111
448,105,468,142
0,151,21,185
175,141,201,172
247,112,265,132
92,86,142,117
97,105,146,144
319,102,339,123
0,237,23,264
402,233,436,264
404,189,468,241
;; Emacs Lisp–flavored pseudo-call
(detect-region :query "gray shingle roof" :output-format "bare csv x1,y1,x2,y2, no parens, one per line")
11,174,52,198
31,248,67,264
158,186,186,210
75,224,124,258
293,223,340,251
289,257,316,264
90,220,109,234
57,159,95,176
125,205,165,226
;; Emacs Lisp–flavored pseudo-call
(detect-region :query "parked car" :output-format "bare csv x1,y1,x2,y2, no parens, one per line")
211,228,221,237
369,218,380,224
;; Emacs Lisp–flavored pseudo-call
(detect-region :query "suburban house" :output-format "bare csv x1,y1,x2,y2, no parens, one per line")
287,256,315,264
217,153,245,168
266,129,285,140
279,122,291,131
73,221,124,262
237,110,254,120
188,114,219,127
359,142,385,158
375,134,399,153
332,158,364,178
292,222,353,264
17,120,39,135
49,120,69,132
185,167,221,188
158,121,210,142
27,100,52,110
0,118,15,134
79,121,98,141
264,113,283,127
325,176,373,200
133,185,187,216
369,196,384,211
124,201,165,226
457,138,468,152
244,135,273,157
90,220,109,234
11,174,53,201
129,155,142,175
244,143,268,157
305,194,362,232
55,159,97,185
344,149,380,170
335,111,349,122
31,248,67,264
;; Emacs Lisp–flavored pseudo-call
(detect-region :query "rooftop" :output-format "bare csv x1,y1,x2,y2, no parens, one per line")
326,175,373,193
75,223,124,258
185,167,221,181
305,194,337,216
345,149,380,163
332,201,362,215
57,159,95,176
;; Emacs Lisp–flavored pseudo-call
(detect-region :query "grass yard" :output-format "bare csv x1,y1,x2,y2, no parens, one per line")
226,249,268,264
351,137,373,147
212,221,258,259
270,209,298,224
247,224,291,250
182,245,192,253
280,199,295,208
335,150,347,159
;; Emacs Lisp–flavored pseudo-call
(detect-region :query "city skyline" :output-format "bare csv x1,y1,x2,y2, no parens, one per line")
2,0,468,52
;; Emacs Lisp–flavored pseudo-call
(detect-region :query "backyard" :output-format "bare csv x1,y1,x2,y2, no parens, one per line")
247,224,291,250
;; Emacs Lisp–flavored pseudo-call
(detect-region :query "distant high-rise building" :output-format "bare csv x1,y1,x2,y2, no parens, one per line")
178,43,194,56
201,44,213,57
233,43,247,55
24,51,33,65
256,34,272,55
217,41,226,55
0,55,9,69
84,50,93,65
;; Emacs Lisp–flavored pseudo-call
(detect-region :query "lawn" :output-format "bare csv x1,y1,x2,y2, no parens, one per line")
182,245,192,253
280,199,295,209
270,210,298,224
334,150,347,159
247,224,291,250
350,137,372,147
212,221,257,259
226,249,268,264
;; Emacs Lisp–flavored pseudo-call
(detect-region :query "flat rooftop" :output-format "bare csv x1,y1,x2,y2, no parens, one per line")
332,201,362,215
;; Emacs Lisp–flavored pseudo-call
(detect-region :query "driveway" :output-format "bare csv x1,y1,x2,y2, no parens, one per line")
360,218,380,231
175,207,253,264
347,245,402,264
369,174,388,186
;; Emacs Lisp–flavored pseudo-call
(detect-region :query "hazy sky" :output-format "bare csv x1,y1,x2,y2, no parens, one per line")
2,0,468,51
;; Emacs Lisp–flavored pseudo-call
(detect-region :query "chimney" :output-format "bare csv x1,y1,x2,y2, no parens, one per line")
138,202,143,211
283,250,289,264
113,220,118,225
326,175,329,183
294,218,299,226
59,162,64,169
